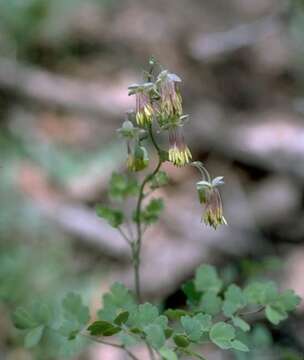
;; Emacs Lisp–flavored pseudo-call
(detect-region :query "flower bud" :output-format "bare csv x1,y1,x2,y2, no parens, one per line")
127,145,149,172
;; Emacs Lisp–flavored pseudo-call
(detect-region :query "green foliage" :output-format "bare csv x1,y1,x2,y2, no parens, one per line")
13,262,301,359
194,265,223,294
109,173,139,201
98,282,136,322
140,198,164,224
96,204,124,228
150,171,170,189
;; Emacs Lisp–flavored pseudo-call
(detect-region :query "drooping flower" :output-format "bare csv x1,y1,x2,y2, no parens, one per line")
196,176,227,229
128,83,154,127
157,70,183,123
168,126,192,167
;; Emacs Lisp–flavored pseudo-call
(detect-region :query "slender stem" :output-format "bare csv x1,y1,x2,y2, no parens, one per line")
132,126,163,303
117,226,132,245
145,342,156,360
82,333,140,360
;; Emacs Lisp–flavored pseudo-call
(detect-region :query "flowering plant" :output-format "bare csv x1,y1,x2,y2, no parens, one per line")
13,60,301,360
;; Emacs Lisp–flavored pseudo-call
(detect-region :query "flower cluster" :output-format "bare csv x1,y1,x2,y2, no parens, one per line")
128,67,192,167
124,63,226,227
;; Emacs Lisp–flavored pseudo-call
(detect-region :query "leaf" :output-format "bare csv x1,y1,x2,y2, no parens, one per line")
244,281,278,306
182,281,202,305
164,309,189,321
181,315,203,342
276,289,301,312
128,303,159,328
87,320,121,336
209,322,235,350
12,307,38,330
265,305,287,325
200,291,222,316
118,333,138,347
62,293,90,326
140,198,164,224
231,339,249,352
160,347,178,360
195,313,213,332
223,285,247,317
60,293,90,339
109,173,138,200
114,311,129,325
173,334,190,348
180,348,207,360
144,324,166,349
194,265,222,294
98,283,136,322
251,324,273,348
164,327,174,339
232,316,250,332
24,325,44,348
150,171,169,189
96,205,123,228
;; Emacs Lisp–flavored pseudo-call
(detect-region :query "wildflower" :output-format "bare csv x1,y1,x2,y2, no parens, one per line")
168,126,192,166
128,83,154,127
196,176,227,229
126,144,149,172
157,70,183,121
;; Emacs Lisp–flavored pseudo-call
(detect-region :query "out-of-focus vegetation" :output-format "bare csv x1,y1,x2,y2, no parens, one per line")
1,0,304,359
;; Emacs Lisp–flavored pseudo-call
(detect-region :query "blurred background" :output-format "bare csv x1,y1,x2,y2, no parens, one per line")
1,0,304,359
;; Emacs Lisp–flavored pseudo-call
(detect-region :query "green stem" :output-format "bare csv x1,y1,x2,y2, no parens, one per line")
133,126,163,303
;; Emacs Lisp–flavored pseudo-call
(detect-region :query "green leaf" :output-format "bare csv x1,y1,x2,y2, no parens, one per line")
62,293,90,326
182,280,202,305
223,285,247,317
164,309,189,321
244,281,278,306
140,198,164,224
195,313,213,332
173,334,190,348
265,305,287,325
194,265,223,294
232,316,250,332
114,311,129,325
181,315,203,341
128,303,159,327
60,293,90,340
276,289,301,312
160,347,178,360
87,320,121,336
200,291,222,315
150,171,169,189
96,205,123,228
109,173,139,200
209,322,235,350
12,307,38,330
144,324,166,349
118,333,138,347
251,324,273,348
179,348,207,360
164,327,174,339
24,325,44,348
98,283,136,322
231,339,249,352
